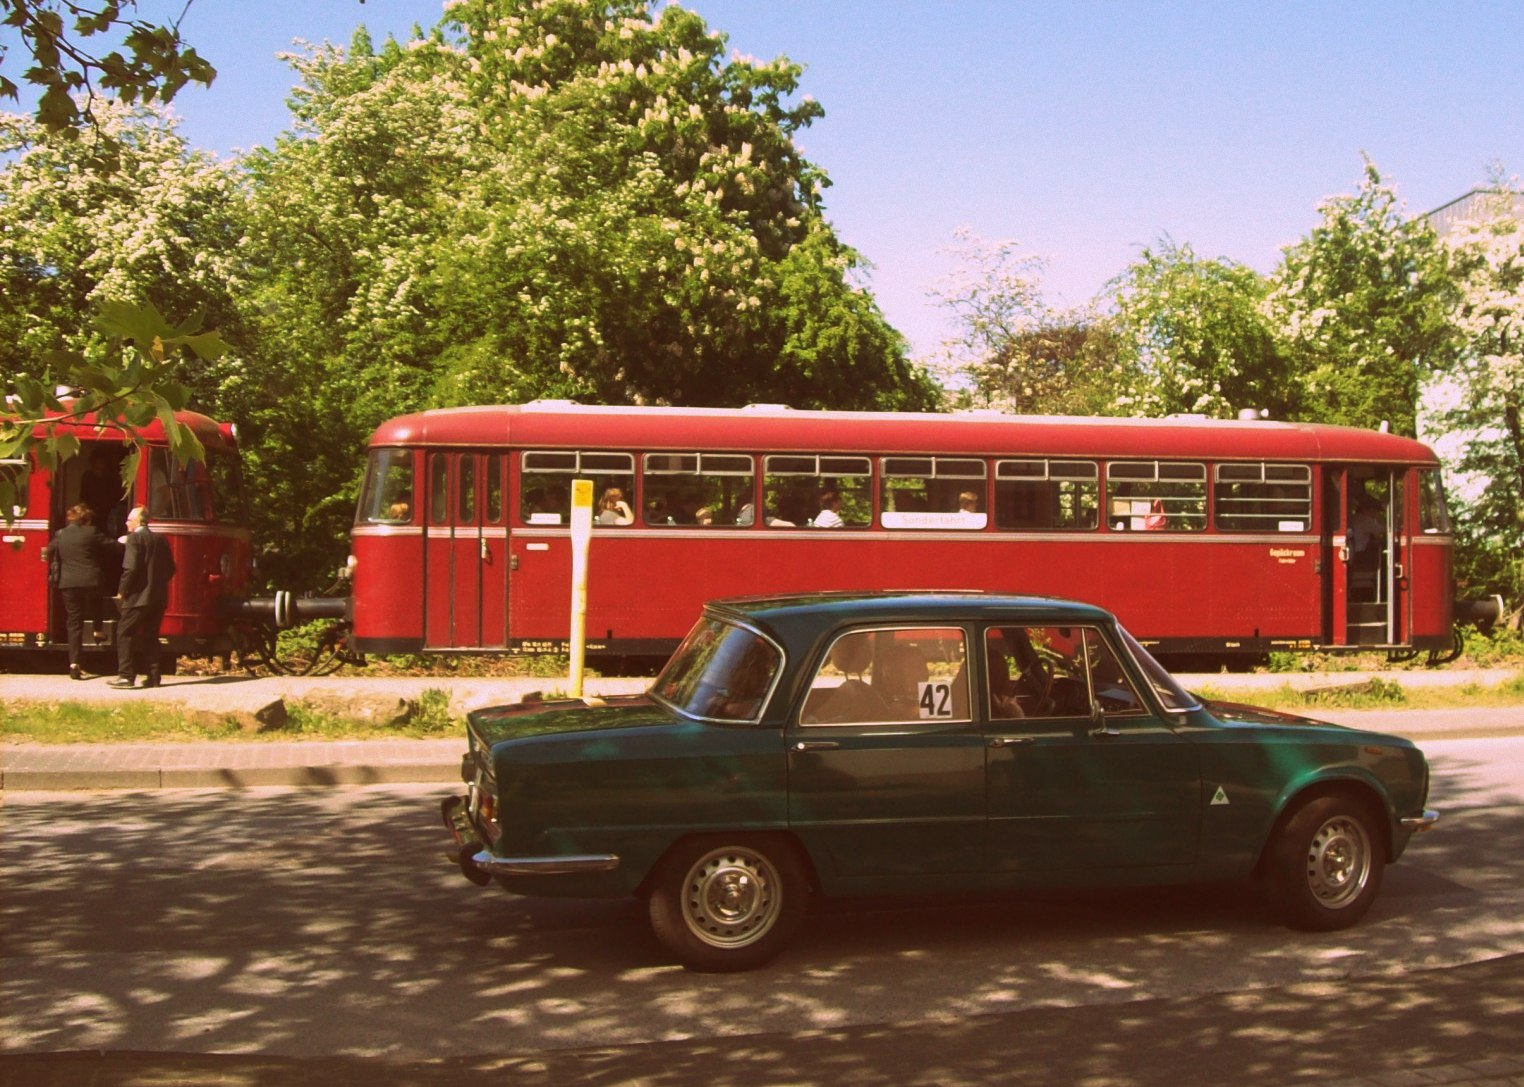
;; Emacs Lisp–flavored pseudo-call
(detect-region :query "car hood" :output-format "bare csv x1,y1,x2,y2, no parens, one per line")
467,692,675,746
1200,698,1352,731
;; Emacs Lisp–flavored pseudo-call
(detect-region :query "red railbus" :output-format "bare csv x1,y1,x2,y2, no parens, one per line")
1,407,253,664
349,401,1466,663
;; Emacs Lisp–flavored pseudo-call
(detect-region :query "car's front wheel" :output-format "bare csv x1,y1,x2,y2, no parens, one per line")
647,835,810,972
1271,794,1385,931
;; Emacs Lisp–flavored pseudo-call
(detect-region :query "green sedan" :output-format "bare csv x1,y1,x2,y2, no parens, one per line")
443,592,1438,971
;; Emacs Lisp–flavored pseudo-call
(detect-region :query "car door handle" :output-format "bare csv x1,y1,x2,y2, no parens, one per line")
793,741,840,752
989,736,1035,747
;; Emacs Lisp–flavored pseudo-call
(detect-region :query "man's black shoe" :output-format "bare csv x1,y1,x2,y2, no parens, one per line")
142,678,161,688
107,678,135,689
69,665,84,680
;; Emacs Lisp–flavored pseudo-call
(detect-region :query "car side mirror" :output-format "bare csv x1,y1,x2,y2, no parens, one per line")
1089,706,1120,738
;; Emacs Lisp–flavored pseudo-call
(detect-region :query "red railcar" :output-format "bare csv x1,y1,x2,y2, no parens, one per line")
349,402,1463,662
1,407,252,663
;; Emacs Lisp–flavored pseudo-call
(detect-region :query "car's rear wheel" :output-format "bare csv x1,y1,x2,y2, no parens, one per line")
1271,794,1385,931
647,835,809,972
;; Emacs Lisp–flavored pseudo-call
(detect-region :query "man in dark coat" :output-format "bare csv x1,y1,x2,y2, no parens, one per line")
44,503,111,680
109,506,176,689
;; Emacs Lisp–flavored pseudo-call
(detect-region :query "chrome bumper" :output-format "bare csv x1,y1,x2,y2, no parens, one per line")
1399,809,1440,832
440,794,619,883
469,851,620,877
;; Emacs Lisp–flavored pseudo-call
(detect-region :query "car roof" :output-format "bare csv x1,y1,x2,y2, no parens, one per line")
706,590,1116,629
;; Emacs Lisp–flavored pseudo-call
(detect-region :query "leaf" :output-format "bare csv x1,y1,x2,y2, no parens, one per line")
95,299,170,347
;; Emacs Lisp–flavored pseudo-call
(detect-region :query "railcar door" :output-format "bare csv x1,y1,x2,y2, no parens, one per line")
423,451,509,649
1327,466,1405,647
0,458,49,638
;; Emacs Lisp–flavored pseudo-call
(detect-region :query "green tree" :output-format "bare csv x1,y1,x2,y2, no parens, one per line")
1106,238,1294,419
426,0,932,410
0,0,215,143
229,1,936,583
929,229,1120,415
1266,160,1459,436
1,300,227,523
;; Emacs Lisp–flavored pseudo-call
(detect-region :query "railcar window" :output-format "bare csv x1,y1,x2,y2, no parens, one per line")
204,448,248,526
0,459,24,519
880,457,987,530
642,452,755,527
1106,461,1206,532
486,457,503,523
458,456,476,523
429,454,449,525
146,448,215,522
801,626,968,725
1419,469,1450,534
762,454,871,528
1213,463,1311,532
357,448,414,524
994,459,1099,531
519,450,634,525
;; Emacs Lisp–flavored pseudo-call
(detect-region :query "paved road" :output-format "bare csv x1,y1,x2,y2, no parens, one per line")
2,736,1523,1086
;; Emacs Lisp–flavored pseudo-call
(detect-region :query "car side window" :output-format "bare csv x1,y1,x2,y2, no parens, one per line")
800,627,968,725
985,625,1142,720
1082,629,1148,716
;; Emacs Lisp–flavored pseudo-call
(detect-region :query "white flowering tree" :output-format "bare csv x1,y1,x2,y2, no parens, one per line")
0,100,236,523
1427,187,1524,608
0,99,244,383
1265,160,1459,437
1105,238,1294,419
245,0,933,421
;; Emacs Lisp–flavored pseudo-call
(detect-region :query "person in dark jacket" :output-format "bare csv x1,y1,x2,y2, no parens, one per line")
44,504,111,680
109,506,176,689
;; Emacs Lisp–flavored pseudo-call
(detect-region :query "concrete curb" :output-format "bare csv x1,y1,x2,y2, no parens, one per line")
3,670,1521,792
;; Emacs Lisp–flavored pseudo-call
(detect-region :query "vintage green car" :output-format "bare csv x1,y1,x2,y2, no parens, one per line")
442,591,1438,971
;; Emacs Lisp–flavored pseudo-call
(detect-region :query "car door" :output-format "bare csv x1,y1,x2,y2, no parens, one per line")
982,624,1201,875
786,625,986,881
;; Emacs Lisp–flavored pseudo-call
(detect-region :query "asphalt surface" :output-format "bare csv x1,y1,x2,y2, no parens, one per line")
4,671,1524,1086
1,669,1521,791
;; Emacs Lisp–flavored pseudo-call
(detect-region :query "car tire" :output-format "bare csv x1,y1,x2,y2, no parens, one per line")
1271,794,1385,931
647,834,810,972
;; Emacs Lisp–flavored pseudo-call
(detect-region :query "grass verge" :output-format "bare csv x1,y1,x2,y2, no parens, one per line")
0,687,464,744
1191,672,1524,712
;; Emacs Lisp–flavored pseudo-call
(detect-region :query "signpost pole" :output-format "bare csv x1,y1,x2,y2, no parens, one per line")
567,478,593,698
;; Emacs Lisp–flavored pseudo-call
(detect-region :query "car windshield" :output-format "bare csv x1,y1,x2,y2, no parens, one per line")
651,616,782,723
1119,626,1201,713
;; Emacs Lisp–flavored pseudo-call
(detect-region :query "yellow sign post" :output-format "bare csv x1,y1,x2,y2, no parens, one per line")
567,478,594,698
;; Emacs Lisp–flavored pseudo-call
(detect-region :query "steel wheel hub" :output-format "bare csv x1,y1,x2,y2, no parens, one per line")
1306,816,1371,908
683,849,780,949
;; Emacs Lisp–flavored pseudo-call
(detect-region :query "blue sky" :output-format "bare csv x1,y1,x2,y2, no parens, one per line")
10,1,1523,357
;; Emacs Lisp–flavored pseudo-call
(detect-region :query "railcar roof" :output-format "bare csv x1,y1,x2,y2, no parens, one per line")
16,403,233,447
367,401,1437,464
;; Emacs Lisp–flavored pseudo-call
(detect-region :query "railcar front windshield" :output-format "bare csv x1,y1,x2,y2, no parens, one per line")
1119,626,1201,713
357,448,415,523
652,616,782,723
